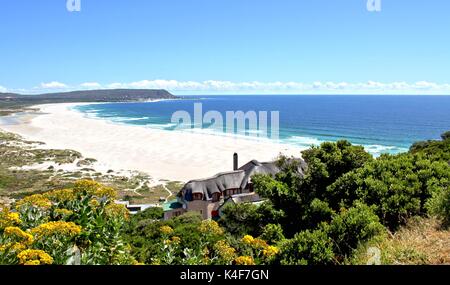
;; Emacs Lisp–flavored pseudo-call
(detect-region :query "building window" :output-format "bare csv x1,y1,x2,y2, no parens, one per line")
212,193,221,202
225,189,239,197
193,193,203,201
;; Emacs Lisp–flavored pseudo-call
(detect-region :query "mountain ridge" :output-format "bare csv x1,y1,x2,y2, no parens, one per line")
0,89,178,103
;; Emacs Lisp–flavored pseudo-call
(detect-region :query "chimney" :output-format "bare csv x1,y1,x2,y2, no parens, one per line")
233,153,239,171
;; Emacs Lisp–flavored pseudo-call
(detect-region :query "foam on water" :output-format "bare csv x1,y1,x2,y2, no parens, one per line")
110,116,150,122
71,95,450,157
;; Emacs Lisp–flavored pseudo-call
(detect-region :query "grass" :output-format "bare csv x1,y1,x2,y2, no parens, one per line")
166,181,185,194
349,217,450,265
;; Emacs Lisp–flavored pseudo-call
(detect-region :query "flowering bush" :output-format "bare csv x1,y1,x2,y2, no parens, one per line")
213,240,237,264
199,220,224,236
17,249,53,265
238,234,279,264
0,179,135,265
234,255,255,265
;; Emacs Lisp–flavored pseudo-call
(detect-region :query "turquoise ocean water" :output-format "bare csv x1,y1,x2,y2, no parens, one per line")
73,95,450,156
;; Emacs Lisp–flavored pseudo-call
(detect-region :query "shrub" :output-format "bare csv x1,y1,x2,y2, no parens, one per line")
219,201,284,237
327,202,385,259
426,187,450,227
277,228,335,265
254,141,372,235
301,140,373,195
329,154,450,229
441,131,450,141
410,132,450,162
136,207,164,220
259,224,285,244
0,180,135,265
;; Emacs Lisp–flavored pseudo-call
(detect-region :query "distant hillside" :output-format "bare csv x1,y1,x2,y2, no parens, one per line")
0,89,178,104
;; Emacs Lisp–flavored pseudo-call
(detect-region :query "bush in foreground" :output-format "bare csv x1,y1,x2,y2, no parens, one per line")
426,186,450,227
0,180,135,265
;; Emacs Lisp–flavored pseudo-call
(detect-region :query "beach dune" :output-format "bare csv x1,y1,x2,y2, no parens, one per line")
0,103,305,182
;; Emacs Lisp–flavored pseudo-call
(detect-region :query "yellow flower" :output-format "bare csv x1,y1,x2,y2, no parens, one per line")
105,203,129,219
160,225,174,235
4,227,34,245
0,208,21,228
73,179,102,193
89,199,100,208
7,212,21,224
199,220,224,235
214,240,237,262
43,189,74,203
241,235,255,245
0,242,26,252
31,221,82,239
252,238,269,249
17,249,53,265
171,236,181,244
234,256,255,265
94,186,117,200
15,194,52,210
202,247,210,257
262,245,280,258
72,180,117,200
24,260,41,265
163,236,181,246
54,208,73,217
11,242,27,252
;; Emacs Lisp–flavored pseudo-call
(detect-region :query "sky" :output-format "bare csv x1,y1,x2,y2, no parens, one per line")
0,0,449,95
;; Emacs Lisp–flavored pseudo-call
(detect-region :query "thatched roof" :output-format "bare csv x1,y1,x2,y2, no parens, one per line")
182,170,246,201
229,193,265,204
238,160,280,189
181,158,307,202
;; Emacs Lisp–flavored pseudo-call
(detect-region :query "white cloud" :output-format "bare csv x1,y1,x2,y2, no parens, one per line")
40,81,68,89
0,85,7,93
413,81,439,90
14,80,450,95
107,82,125,89
80,82,102,88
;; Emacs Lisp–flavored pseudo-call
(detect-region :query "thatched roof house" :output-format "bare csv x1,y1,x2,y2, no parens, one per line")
180,159,286,202
164,154,307,220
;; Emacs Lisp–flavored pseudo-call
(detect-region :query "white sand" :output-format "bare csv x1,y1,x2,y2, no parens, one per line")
0,103,305,182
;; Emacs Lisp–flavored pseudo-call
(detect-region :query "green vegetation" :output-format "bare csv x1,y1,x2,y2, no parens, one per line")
410,131,450,162
426,186,450,227
123,212,280,265
227,133,450,264
219,202,284,237
1,180,134,265
1,129,449,265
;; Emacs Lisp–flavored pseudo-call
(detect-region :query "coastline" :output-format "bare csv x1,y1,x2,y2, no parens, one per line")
0,102,305,182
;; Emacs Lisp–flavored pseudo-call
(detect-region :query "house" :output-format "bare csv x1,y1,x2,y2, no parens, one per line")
115,200,158,215
163,153,307,220
163,200,184,220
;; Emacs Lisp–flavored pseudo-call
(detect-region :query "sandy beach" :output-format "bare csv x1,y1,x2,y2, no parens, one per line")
0,103,305,182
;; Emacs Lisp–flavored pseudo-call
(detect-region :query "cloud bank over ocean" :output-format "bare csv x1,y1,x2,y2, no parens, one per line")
2,80,450,95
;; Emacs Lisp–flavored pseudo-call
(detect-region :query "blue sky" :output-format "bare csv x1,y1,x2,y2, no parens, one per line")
0,0,449,94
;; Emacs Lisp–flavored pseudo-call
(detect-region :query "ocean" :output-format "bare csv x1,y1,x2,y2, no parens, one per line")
73,95,450,156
